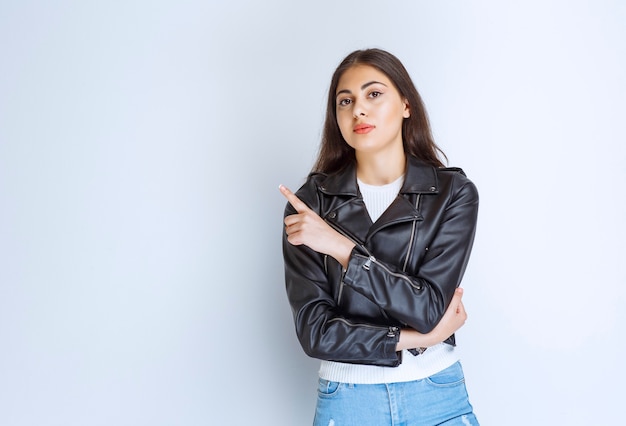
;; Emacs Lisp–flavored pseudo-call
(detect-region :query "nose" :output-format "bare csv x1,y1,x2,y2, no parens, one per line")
352,99,367,119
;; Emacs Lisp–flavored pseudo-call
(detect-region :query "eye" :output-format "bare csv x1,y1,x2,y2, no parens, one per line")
338,98,352,107
369,91,382,98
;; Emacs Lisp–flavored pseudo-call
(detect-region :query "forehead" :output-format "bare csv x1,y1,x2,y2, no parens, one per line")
336,65,393,92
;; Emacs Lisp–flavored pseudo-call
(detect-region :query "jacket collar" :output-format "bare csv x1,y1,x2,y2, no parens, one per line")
318,155,439,196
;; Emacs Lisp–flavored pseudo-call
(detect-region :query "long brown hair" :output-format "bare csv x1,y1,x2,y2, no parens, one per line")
312,48,447,174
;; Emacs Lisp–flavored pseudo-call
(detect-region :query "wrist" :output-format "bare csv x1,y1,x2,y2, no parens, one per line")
421,332,439,348
396,328,441,351
330,236,355,269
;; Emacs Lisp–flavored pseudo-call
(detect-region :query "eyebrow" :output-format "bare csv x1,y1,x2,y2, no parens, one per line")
336,80,388,98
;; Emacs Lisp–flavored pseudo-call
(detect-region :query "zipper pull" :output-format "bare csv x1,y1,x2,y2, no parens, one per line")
363,255,375,271
387,326,399,338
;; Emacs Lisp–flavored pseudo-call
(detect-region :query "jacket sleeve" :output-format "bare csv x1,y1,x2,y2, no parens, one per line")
282,183,402,367
341,174,479,334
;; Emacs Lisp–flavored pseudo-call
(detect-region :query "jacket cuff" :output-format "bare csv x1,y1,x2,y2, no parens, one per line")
343,245,368,285
384,326,402,366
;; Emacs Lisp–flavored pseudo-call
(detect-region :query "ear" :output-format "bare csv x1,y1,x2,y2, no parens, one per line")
402,98,410,118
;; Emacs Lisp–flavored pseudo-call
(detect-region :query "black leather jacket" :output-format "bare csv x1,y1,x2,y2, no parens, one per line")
282,156,479,367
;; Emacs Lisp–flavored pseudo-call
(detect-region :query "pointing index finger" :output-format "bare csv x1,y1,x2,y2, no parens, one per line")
279,184,310,213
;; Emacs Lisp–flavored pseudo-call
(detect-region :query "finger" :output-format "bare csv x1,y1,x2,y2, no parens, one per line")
450,287,464,305
284,212,305,227
284,215,295,228
458,304,467,322
285,229,304,246
284,221,301,237
279,184,310,213
454,298,467,320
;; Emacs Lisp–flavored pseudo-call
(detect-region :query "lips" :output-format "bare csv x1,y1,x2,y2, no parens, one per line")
353,123,375,134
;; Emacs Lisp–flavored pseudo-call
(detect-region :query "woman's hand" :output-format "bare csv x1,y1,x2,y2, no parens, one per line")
428,287,467,342
397,288,467,350
280,184,355,268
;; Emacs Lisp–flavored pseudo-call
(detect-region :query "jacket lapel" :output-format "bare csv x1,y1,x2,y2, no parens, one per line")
318,156,439,243
318,162,370,243
366,196,423,238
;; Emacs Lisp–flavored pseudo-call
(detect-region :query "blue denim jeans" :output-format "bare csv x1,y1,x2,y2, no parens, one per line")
313,361,478,426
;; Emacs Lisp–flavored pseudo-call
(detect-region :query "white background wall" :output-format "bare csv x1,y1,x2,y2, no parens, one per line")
1,1,624,425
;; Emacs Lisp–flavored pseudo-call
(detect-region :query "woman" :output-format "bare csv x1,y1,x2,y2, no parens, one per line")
280,48,479,425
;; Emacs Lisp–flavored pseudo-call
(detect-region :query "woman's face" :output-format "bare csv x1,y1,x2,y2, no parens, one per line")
335,65,410,157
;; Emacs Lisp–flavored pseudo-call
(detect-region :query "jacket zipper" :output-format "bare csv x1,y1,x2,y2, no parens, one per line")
324,219,362,250
328,317,400,338
402,194,421,272
336,272,345,305
361,254,422,290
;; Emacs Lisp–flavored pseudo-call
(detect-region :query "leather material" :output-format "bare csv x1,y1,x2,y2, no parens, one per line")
282,156,479,367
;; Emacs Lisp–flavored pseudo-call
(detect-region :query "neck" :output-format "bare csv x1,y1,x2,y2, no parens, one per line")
356,148,406,185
